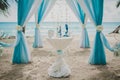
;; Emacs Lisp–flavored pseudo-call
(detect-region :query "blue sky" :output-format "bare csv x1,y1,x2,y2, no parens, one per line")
0,0,120,22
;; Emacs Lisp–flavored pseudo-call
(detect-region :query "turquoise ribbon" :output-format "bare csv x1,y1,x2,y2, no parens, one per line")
57,50,63,55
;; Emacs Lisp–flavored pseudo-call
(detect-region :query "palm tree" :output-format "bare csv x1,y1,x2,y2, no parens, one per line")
116,0,120,8
111,0,120,33
0,0,17,14
0,0,10,16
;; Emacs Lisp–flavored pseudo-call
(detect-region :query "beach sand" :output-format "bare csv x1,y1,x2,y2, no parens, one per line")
0,34,120,80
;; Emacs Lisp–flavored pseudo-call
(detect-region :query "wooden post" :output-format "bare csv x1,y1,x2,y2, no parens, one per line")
22,26,25,34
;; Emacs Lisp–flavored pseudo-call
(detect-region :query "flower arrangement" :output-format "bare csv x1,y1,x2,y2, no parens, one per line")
16,25,22,31
36,24,40,28
96,25,104,32
82,24,86,28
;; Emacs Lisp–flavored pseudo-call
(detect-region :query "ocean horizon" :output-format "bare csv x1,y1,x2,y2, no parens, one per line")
0,22,120,37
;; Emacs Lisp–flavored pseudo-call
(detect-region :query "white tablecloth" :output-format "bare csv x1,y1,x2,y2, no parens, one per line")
47,37,72,78
47,37,72,50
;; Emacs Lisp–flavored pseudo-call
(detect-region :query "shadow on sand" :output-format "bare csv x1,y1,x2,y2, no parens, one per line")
88,65,120,80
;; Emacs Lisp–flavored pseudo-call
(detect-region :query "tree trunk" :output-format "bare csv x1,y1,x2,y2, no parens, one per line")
111,25,120,33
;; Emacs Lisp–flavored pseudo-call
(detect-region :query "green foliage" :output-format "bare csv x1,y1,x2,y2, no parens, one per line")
0,0,10,16
116,0,120,8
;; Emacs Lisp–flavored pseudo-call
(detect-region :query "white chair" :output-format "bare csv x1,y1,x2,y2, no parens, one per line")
48,30,54,38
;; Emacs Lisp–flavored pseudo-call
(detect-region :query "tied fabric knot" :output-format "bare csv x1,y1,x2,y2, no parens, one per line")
96,25,103,32
82,24,86,28
16,25,22,31
36,24,40,28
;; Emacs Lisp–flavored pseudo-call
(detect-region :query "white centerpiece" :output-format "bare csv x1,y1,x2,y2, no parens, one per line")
47,37,72,77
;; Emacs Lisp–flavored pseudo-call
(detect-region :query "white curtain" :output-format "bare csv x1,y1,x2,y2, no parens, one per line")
77,0,95,26
37,0,57,22
24,0,42,26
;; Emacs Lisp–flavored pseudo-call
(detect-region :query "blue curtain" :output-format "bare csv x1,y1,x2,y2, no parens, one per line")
12,0,34,64
66,0,90,48
82,0,114,65
33,0,50,48
77,1,90,48
83,0,105,65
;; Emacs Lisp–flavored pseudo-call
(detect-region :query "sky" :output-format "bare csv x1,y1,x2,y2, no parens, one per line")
0,0,120,22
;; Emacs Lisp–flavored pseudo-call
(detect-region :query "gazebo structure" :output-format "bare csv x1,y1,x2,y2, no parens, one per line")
0,0,115,65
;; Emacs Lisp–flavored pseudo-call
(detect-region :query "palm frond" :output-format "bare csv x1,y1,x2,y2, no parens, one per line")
0,0,10,15
116,0,120,8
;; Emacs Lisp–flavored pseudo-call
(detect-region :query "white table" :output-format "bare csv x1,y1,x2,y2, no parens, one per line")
47,37,72,78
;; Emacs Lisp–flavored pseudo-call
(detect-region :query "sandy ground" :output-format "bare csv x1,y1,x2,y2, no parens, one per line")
0,34,120,80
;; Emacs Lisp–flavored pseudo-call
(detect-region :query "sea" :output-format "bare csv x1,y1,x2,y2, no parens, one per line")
0,22,119,37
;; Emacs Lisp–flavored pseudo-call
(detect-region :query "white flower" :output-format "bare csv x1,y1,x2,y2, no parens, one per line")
16,25,22,31
82,24,86,28
36,24,40,28
96,25,103,31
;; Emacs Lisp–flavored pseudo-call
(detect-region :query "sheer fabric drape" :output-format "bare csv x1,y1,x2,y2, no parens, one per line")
12,0,42,64
66,0,90,48
78,0,114,65
33,0,56,48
